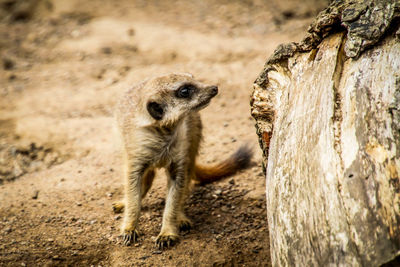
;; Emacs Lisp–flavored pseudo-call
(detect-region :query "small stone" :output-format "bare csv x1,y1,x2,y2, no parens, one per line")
32,190,39,199
215,234,223,240
76,202,82,207
152,250,162,254
2,57,15,70
127,28,135,36
8,73,16,81
101,47,112,54
89,219,97,225
114,215,122,220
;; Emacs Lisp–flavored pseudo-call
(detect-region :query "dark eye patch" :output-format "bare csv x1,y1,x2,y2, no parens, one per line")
147,101,164,120
175,84,196,98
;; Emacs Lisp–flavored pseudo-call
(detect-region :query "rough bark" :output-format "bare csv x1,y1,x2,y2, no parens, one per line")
251,0,400,266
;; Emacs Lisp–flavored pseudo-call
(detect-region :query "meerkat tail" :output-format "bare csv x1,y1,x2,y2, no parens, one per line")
194,145,253,185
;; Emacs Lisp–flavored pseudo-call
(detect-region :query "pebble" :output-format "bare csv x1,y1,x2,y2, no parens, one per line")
101,47,112,54
32,190,39,199
127,28,135,36
2,57,15,70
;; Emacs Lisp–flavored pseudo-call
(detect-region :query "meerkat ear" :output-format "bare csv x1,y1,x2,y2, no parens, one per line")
147,101,164,120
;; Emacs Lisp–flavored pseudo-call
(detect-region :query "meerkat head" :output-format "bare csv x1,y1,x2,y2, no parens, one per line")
142,73,218,126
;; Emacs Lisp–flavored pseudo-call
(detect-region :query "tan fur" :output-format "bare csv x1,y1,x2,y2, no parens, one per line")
113,73,252,249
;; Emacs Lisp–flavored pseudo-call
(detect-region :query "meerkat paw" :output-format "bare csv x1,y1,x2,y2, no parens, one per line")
178,217,192,232
155,233,179,249
121,228,140,246
112,201,125,214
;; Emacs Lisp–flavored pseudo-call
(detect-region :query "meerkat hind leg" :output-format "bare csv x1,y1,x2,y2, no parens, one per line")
177,212,192,232
112,201,125,214
141,168,155,199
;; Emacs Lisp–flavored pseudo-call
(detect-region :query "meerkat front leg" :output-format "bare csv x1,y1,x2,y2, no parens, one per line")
121,157,148,246
156,160,190,249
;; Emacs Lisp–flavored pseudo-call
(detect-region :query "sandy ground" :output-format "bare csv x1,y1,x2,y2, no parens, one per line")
0,0,324,266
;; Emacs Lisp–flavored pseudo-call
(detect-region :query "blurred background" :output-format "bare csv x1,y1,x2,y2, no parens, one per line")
0,0,328,266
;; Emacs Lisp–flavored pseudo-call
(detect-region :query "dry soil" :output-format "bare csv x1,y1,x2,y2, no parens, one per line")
0,0,325,266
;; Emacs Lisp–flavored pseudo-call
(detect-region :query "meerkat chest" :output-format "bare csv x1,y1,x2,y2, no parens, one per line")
152,121,188,166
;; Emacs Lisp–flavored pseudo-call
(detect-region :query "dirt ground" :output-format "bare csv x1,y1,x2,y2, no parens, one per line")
0,0,326,266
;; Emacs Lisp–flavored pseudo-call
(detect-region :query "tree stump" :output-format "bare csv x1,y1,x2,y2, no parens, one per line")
251,0,400,266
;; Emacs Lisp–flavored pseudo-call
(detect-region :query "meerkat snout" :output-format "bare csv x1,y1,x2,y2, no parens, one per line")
208,85,218,96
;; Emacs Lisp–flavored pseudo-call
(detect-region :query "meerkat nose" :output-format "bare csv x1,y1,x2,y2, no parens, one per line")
210,85,218,96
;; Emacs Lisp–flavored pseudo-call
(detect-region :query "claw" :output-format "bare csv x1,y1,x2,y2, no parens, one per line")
155,234,178,249
121,229,139,246
179,221,192,232
178,218,192,234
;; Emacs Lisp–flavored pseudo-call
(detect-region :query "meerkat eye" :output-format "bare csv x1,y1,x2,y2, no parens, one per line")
176,84,195,98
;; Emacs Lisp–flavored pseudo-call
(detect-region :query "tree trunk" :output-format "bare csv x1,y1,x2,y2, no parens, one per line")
251,0,400,266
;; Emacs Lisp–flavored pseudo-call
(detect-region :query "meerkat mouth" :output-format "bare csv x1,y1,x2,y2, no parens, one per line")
193,98,212,110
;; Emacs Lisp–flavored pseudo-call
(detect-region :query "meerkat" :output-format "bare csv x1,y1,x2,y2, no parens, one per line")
113,73,252,249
